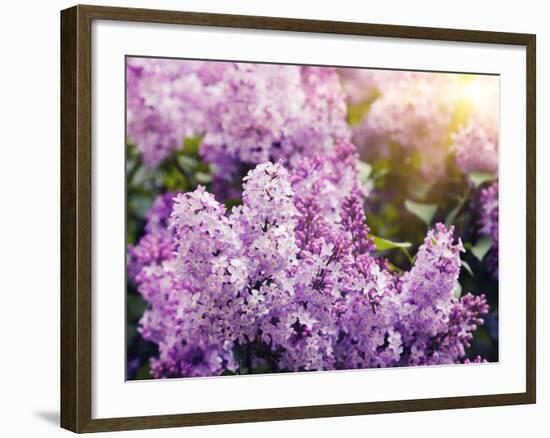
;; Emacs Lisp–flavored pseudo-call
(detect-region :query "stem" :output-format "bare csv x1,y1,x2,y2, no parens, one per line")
446,185,472,227
402,248,414,265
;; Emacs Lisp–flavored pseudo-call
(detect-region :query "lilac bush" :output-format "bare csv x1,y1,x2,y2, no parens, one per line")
127,59,349,182
126,59,498,379
129,159,489,377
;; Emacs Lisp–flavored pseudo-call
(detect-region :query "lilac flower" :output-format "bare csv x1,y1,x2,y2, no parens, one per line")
128,59,351,189
144,192,177,234
452,76,499,176
126,58,207,166
478,182,499,278
127,233,174,281
151,341,236,379
464,355,488,364
130,161,489,377
351,72,461,179
291,139,365,227
127,192,177,281
230,161,298,283
396,224,462,364
199,64,350,181
452,121,498,175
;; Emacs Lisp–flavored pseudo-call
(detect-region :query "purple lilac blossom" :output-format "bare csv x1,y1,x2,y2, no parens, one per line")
452,121,498,175
200,64,350,182
464,355,488,364
126,58,208,167
291,139,365,227
396,224,489,365
127,192,177,280
478,182,499,278
130,159,489,377
128,59,351,187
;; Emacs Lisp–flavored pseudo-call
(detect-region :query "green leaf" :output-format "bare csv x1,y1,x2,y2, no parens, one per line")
135,362,152,380
251,365,270,374
445,203,462,227
224,198,242,210
127,293,148,322
347,99,375,126
468,171,495,188
129,195,153,219
407,180,432,200
195,171,212,184
470,235,492,261
131,166,154,188
163,165,189,191
182,136,202,158
371,158,390,181
453,282,462,299
405,200,437,226
461,260,474,277
177,155,199,170
371,235,412,251
371,235,413,264
386,261,403,273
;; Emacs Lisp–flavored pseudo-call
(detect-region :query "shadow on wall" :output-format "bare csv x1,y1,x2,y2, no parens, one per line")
34,411,59,427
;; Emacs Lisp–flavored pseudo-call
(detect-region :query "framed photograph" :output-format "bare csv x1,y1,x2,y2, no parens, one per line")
60,4,536,433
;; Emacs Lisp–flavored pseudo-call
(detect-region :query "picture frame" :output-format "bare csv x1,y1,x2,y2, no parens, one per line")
60,4,536,433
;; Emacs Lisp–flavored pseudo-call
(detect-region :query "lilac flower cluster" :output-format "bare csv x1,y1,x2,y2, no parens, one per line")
127,192,176,280
452,121,498,175
201,65,349,180
127,59,207,166
127,59,349,181
350,72,461,179
478,182,499,278
128,156,489,377
452,76,499,176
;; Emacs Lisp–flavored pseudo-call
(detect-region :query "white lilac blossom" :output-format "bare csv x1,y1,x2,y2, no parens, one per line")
129,159,489,377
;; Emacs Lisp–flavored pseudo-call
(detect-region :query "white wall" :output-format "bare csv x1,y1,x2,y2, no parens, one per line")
0,0,545,436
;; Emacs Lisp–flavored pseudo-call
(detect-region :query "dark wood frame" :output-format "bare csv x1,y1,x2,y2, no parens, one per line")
61,4,536,433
